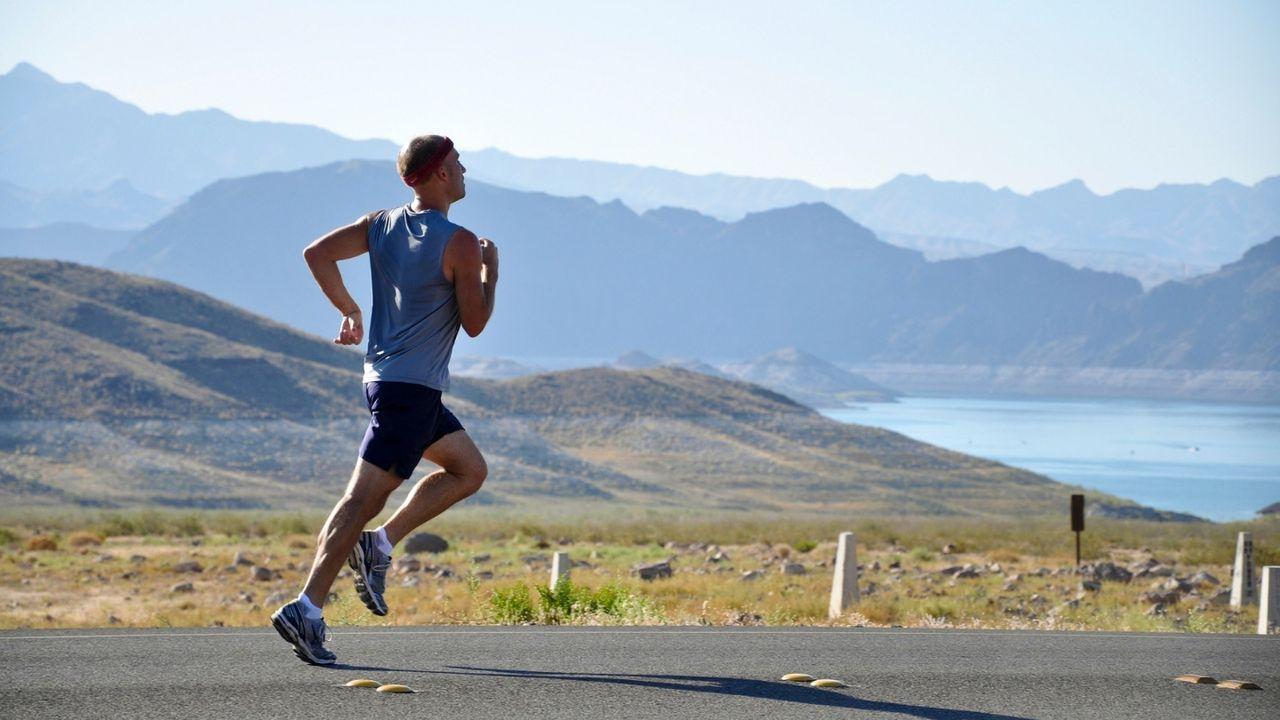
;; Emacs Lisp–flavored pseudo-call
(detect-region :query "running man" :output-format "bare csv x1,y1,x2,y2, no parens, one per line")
271,135,498,664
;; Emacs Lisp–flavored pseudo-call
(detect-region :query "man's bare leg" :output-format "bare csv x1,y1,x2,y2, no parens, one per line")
380,430,487,546
301,459,401,607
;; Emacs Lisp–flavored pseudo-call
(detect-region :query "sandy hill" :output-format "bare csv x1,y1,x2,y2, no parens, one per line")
0,258,1129,517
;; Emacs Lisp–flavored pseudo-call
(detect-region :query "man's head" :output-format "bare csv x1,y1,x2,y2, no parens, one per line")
398,134,466,201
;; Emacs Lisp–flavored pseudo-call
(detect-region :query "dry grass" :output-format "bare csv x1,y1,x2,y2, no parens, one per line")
66,532,104,548
0,511,1273,633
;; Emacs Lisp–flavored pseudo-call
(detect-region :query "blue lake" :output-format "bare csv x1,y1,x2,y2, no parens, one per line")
821,397,1280,521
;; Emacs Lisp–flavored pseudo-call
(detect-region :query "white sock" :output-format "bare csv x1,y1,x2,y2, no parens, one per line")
296,592,323,619
374,526,394,555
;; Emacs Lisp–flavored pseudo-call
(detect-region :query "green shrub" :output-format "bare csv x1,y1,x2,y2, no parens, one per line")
908,546,934,562
489,582,535,624
918,601,957,621
536,579,578,624
0,527,17,546
792,540,817,554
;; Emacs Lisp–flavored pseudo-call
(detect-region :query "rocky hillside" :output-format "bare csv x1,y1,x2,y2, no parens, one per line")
0,259,1117,517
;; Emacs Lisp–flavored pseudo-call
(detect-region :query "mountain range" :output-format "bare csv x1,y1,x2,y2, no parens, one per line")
100,160,1280,398
0,258,1101,517
464,148,1280,280
0,63,394,200
3,62,1277,287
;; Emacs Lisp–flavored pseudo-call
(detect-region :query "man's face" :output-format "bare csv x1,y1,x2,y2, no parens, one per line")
445,150,466,201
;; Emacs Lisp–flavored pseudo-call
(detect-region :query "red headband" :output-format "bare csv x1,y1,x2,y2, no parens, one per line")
401,136,454,186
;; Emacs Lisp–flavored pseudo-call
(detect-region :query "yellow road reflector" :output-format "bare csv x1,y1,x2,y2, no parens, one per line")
810,679,849,688
1216,680,1261,690
376,684,414,694
344,679,380,688
1174,675,1217,684
781,673,815,683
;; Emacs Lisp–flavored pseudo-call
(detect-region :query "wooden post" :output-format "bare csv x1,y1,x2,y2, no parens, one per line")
551,551,571,591
1259,566,1279,635
1230,532,1256,608
828,532,859,619
1070,494,1085,568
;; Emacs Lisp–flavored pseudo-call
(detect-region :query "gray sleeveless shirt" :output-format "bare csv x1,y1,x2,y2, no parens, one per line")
362,205,462,390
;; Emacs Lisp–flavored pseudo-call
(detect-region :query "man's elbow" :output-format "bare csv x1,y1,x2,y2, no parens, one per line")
462,320,487,338
302,243,321,265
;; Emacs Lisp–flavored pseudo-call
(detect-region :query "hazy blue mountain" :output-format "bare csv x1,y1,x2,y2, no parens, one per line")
465,147,1280,277
721,347,900,406
9,62,1274,279
0,178,171,229
0,62,396,199
0,223,135,265
105,159,1277,378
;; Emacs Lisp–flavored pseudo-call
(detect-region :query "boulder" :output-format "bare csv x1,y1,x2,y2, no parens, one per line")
740,570,763,582
264,591,290,605
632,560,673,581
394,556,422,574
250,566,274,582
1087,562,1133,583
1188,571,1220,587
233,551,255,566
170,582,194,594
403,533,449,554
173,560,204,574
1140,589,1181,605
780,562,806,575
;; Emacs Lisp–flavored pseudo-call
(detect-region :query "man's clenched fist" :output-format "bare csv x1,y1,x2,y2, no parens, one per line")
479,237,499,272
335,308,363,345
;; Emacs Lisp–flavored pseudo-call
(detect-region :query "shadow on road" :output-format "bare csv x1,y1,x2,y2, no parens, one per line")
322,663,1031,719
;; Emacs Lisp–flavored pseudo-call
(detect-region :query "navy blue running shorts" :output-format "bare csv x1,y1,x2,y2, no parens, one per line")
359,381,465,479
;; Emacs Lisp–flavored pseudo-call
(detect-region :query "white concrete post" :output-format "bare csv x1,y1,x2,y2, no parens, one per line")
828,532,859,619
1230,532,1256,608
1259,566,1279,635
551,551,571,590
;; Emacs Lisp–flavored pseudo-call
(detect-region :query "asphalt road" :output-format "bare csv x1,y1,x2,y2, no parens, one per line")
0,626,1276,719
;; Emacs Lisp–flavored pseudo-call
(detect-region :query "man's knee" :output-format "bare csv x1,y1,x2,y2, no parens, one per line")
453,454,487,497
344,461,400,515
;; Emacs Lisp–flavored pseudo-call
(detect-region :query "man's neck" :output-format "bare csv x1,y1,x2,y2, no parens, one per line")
410,194,451,216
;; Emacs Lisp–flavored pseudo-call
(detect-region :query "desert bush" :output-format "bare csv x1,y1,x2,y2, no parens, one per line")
25,536,58,551
916,600,957,622
0,527,17,546
908,546,933,562
536,580,577,624
66,532,103,548
857,597,901,625
792,540,817,554
989,548,1021,564
285,534,312,549
489,582,535,624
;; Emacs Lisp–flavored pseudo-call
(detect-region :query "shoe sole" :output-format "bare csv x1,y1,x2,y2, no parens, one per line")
347,541,388,616
270,609,335,665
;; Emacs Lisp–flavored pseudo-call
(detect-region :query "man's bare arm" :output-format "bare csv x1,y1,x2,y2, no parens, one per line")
445,228,498,337
303,214,372,345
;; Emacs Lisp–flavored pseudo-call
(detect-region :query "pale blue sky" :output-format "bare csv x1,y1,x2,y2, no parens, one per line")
2,0,1277,193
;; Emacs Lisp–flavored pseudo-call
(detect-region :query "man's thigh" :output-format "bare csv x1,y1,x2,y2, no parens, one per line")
422,430,484,477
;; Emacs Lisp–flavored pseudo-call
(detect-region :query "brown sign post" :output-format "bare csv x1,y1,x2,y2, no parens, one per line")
1071,494,1085,568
